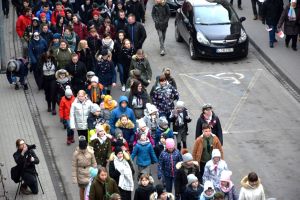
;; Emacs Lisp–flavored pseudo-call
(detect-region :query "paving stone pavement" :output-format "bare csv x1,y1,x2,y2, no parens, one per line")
0,75,58,200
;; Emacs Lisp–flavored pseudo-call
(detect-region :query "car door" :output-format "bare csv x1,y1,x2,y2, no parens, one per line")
180,1,192,43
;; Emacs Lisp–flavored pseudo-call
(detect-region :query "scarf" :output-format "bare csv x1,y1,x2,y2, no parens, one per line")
90,85,101,103
103,95,116,111
113,157,134,191
220,181,233,193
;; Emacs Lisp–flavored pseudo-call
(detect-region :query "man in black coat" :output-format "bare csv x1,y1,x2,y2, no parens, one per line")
65,53,87,95
195,104,223,145
126,0,145,23
13,139,40,194
261,0,283,48
125,14,147,51
151,0,170,56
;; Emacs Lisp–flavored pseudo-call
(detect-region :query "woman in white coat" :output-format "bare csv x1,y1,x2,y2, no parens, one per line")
70,90,93,139
239,172,265,200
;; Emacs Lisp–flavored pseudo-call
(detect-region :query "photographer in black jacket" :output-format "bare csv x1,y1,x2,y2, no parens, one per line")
13,139,40,194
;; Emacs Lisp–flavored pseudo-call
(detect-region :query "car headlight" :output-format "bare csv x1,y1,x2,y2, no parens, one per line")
238,29,247,43
197,32,210,45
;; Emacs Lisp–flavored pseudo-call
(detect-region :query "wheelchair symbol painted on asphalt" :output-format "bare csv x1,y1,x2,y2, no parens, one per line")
204,72,245,84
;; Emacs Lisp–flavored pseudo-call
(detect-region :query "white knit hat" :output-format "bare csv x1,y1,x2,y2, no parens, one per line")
176,101,185,108
212,149,221,158
65,85,73,97
182,153,193,163
91,103,101,113
138,119,147,129
91,76,99,83
187,174,198,186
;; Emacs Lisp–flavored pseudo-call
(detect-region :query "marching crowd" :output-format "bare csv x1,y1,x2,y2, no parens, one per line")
5,0,269,199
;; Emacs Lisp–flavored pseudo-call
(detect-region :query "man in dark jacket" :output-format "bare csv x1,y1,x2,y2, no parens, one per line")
125,14,147,51
195,104,223,145
65,53,87,95
13,139,40,194
151,0,170,56
114,10,128,32
6,58,29,90
40,24,53,47
261,0,283,48
126,0,145,23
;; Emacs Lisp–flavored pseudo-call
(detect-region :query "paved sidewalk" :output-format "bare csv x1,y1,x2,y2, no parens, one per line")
0,75,58,200
234,0,300,95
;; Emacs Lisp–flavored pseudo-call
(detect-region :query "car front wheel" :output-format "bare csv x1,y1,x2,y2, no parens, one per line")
189,40,197,60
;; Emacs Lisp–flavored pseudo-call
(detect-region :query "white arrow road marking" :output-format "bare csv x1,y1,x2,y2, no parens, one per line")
205,72,245,84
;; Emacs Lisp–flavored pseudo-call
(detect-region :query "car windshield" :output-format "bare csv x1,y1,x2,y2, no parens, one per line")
194,4,239,25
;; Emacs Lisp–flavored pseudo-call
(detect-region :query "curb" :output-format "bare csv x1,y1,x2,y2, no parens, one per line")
249,37,300,102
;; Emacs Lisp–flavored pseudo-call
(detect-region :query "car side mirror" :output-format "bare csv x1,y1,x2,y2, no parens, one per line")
240,17,246,22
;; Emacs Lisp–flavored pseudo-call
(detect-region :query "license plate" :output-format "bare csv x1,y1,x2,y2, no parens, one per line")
216,48,234,53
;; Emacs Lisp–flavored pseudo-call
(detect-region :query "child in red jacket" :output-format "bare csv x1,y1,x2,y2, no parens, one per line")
59,86,75,145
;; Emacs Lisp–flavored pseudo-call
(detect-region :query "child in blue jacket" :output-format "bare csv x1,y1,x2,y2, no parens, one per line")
155,116,174,146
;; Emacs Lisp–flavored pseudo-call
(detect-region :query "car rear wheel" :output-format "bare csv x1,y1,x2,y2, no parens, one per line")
189,40,197,60
175,23,183,42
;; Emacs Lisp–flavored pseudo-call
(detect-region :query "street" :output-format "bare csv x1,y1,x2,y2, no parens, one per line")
1,0,300,199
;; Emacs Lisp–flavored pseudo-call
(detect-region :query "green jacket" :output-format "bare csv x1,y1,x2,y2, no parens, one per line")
129,55,152,82
54,47,73,69
89,176,119,200
90,137,112,167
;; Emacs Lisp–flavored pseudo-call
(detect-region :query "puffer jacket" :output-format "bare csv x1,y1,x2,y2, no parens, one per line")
115,119,135,144
134,176,155,200
155,127,174,146
239,176,265,200
202,159,228,188
70,97,93,130
54,47,73,69
28,38,48,64
16,14,32,38
131,139,158,167
129,55,152,82
158,149,182,178
72,146,97,185
151,1,171,30
59,96,75,120
151,83,179,115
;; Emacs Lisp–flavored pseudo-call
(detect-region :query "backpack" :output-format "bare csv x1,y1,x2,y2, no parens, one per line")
10,165,22,183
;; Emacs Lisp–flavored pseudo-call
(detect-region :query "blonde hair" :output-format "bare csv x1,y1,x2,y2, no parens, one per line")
77,90,86,96
77,40,88,51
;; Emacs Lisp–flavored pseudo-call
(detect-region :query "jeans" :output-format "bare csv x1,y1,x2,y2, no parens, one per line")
164,176,174,193
116,63,125,85
268,24,277,43
251,0,262,16
157,29,167,51
22,172,38,194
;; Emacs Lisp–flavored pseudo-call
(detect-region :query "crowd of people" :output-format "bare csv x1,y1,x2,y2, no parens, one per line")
6,0,270,199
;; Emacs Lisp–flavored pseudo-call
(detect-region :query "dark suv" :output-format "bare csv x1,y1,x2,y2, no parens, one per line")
175,0,249,59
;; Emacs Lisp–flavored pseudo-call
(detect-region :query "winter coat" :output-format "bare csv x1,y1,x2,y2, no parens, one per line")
126,0,145,23
124,22,147,50
120,47,135,68
175,161,201,195
131,139,158,167
54,47,73,69
261,0,283,25
216,186,239,200
133,127,155,146
192,134,223,163
59,96,75,120
63,32,79,52
155,128,174,146
151,2,171,31
169,107,191,133
89,176,120,200
129,55,152,82
73,21,88,40
182,185,203,200
70,97,93,130
87,113,106,130
115,119,135,143
51,9,65,26
195,112,223,145
40,30,53,47
36,9,52,22
203,159,228,188
6,59,28,85
72,146,97,185
65,61,87,91
23,24,40,42
95,58,116,86
277,5,300,35
87,35,102,57
79,3,92,24
128,91,150,119
149,192,175,200
55,71,71,104
113,38,123,63
16,14,32,38
239,176,265,200
134,177,155,200
158,149,182,178
154,143,165,159
114,18,128,32
88,18,104,30
98,24,116,40
87,83,104,104
13,149,40,175
28,38,48,64
110,96,136,135
77,48,95,72
90,135,112,167
151,84,179,115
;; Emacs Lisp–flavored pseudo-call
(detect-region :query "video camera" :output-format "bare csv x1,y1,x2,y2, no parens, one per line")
27,144,36,151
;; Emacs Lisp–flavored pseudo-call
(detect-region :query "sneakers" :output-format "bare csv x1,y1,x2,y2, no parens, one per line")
292,47,298,51
160,50,165,56
269,42,274,48
121,85,126,92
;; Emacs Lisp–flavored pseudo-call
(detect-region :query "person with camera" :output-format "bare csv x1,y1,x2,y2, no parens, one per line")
13,139,40,195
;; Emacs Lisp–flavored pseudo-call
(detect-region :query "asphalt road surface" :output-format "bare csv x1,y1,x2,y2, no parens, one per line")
27,2,300,200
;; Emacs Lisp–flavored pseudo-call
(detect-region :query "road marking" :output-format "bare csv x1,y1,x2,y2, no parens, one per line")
204,72,245,84
223,69,263,134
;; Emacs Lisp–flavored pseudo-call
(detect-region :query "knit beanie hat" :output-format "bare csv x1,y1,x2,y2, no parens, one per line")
138,119,147,129
89,167,98,178
65,85,73,97
86,71,95,79
91,103,101,113
203,180,214,193
182,153,193,163
187,174,198,186
115,128,123,139
146,103,158,115
176,101,185,108
53,33,61,39
158,117,168,129
165,138,175,149
91,76,99,83
212,149,221,158
78,136,87,150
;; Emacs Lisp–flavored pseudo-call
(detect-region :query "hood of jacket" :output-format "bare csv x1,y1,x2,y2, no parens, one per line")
118,96,129,112
175,161,199,170
75,145,94,154
115,119,135,129
240,176,261,189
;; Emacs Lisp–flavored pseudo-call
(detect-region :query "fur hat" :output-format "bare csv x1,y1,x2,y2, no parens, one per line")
91,76,99,83
182,153,193,163
165,138,175,149
91,103,101,113
187,174,198,186
65,85,73,97
212,149,221,158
